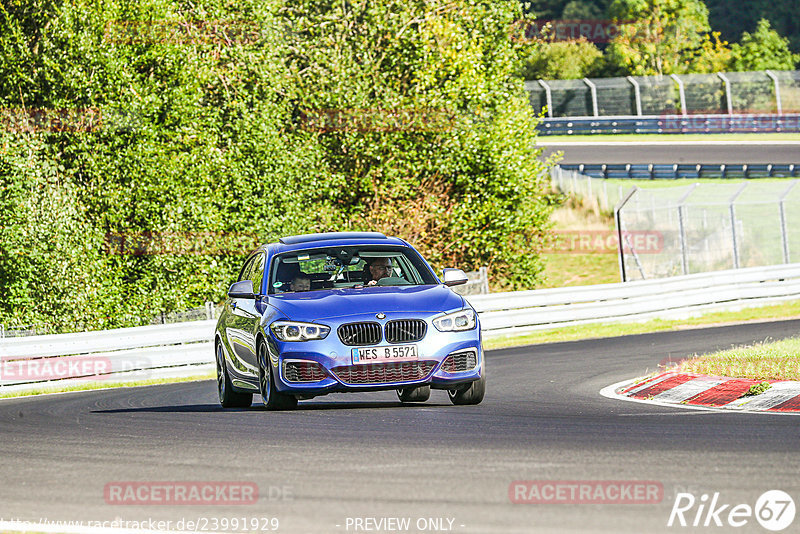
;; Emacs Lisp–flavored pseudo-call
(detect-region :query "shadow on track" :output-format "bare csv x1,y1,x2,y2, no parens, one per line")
92,400,450,413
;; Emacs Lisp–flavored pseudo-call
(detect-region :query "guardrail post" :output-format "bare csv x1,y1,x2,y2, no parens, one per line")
717,72,733,115
670,74,687,116
627,76,643,116
729,183,747,269
538,80,553,118
765,70,782,115
479,266,489,294
779,180,798,263
0,324,4,339
583,78,599,117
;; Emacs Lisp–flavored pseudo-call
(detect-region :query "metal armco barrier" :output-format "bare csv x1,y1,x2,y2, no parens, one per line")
468,263,800,337
536,114,800,135
559,163,800,180
0,321,216,393
2,263,800,392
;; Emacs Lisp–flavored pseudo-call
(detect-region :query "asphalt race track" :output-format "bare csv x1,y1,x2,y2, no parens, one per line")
539,141,800,164
2,320,800,534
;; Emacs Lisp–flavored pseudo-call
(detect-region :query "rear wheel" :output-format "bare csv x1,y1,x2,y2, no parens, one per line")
448,374,485,405
216,342,252,408
396,385,431,403
258,339,297,410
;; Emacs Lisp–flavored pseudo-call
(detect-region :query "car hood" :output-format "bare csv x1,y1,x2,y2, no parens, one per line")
268,285,465,320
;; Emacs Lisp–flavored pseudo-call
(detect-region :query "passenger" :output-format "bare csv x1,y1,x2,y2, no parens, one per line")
290,276,311,292
363,257,393,286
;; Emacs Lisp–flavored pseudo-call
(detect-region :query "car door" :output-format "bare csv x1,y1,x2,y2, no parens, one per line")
224,253,264,379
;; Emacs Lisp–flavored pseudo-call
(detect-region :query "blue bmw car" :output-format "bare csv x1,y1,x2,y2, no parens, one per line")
214,232,485,409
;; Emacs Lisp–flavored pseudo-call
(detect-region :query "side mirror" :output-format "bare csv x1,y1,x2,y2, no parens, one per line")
228,280,255,299
442,268,469,287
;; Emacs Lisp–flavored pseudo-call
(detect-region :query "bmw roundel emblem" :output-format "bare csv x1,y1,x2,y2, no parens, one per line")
376,313,386,320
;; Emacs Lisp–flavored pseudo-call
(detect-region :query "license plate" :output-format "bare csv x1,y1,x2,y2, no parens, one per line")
351,344,418,364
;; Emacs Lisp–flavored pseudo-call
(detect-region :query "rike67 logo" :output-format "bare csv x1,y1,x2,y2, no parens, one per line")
668,490,795,531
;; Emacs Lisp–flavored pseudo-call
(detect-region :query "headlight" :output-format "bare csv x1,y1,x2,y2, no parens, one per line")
270,321,330,341
433,309,476,332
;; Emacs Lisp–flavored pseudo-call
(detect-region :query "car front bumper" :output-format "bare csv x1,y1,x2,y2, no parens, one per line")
266,316,483,396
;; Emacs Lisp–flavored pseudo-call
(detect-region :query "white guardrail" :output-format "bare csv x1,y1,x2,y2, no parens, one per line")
2,263,800,393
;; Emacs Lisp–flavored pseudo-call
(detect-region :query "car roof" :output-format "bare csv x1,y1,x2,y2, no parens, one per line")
267,232,409,254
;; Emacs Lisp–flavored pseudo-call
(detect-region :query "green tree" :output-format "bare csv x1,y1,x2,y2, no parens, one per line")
728,19,799,71
561,0,603,19
520,38,603,79
605,0,714,75
705,0,799,56
0,0,556,331
280,0,556,289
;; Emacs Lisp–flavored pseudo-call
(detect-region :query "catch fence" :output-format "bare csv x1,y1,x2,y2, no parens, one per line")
527,70,800,119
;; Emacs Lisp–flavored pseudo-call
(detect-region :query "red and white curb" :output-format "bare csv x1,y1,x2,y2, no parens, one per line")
601,372,800,413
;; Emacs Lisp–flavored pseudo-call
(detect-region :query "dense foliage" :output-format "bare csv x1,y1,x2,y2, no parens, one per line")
523,0,799,79
0,0,556,331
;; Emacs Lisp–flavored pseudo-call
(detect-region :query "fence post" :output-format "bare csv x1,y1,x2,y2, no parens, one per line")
779,180,798,263
479,266,489,294
717,72,733,115
729,183,747,269
676,184,698,275
670,74,687,116
538,80,553,118
587,175,593,202
678,205,688,275
627,76,643,116
614,187,638,282
765,70,782,115
583,78,599,117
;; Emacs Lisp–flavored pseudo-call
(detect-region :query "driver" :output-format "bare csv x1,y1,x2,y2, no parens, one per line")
290,275,311,292
364,257,393,286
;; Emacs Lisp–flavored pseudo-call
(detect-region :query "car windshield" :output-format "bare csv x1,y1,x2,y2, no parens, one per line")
268,245,437,294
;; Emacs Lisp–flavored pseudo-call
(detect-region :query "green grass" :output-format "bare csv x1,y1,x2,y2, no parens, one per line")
538,204,620,288
677,337,800,381
540,252,620,287
539,132,800,143
483,300,800,351
0,372,215,399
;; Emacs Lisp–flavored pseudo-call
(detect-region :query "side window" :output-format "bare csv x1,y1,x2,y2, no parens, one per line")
237,256,256,283
250,253,266,295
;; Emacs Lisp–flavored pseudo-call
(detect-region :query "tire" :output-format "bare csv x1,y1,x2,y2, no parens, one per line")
396,385,431,403
258,339,297,410
448,374,485,405
216,342,253,408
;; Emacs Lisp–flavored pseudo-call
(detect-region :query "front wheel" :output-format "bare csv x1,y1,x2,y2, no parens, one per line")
448,374,485,405
216,342,252,408
397,385,431,403
258,339,297,411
